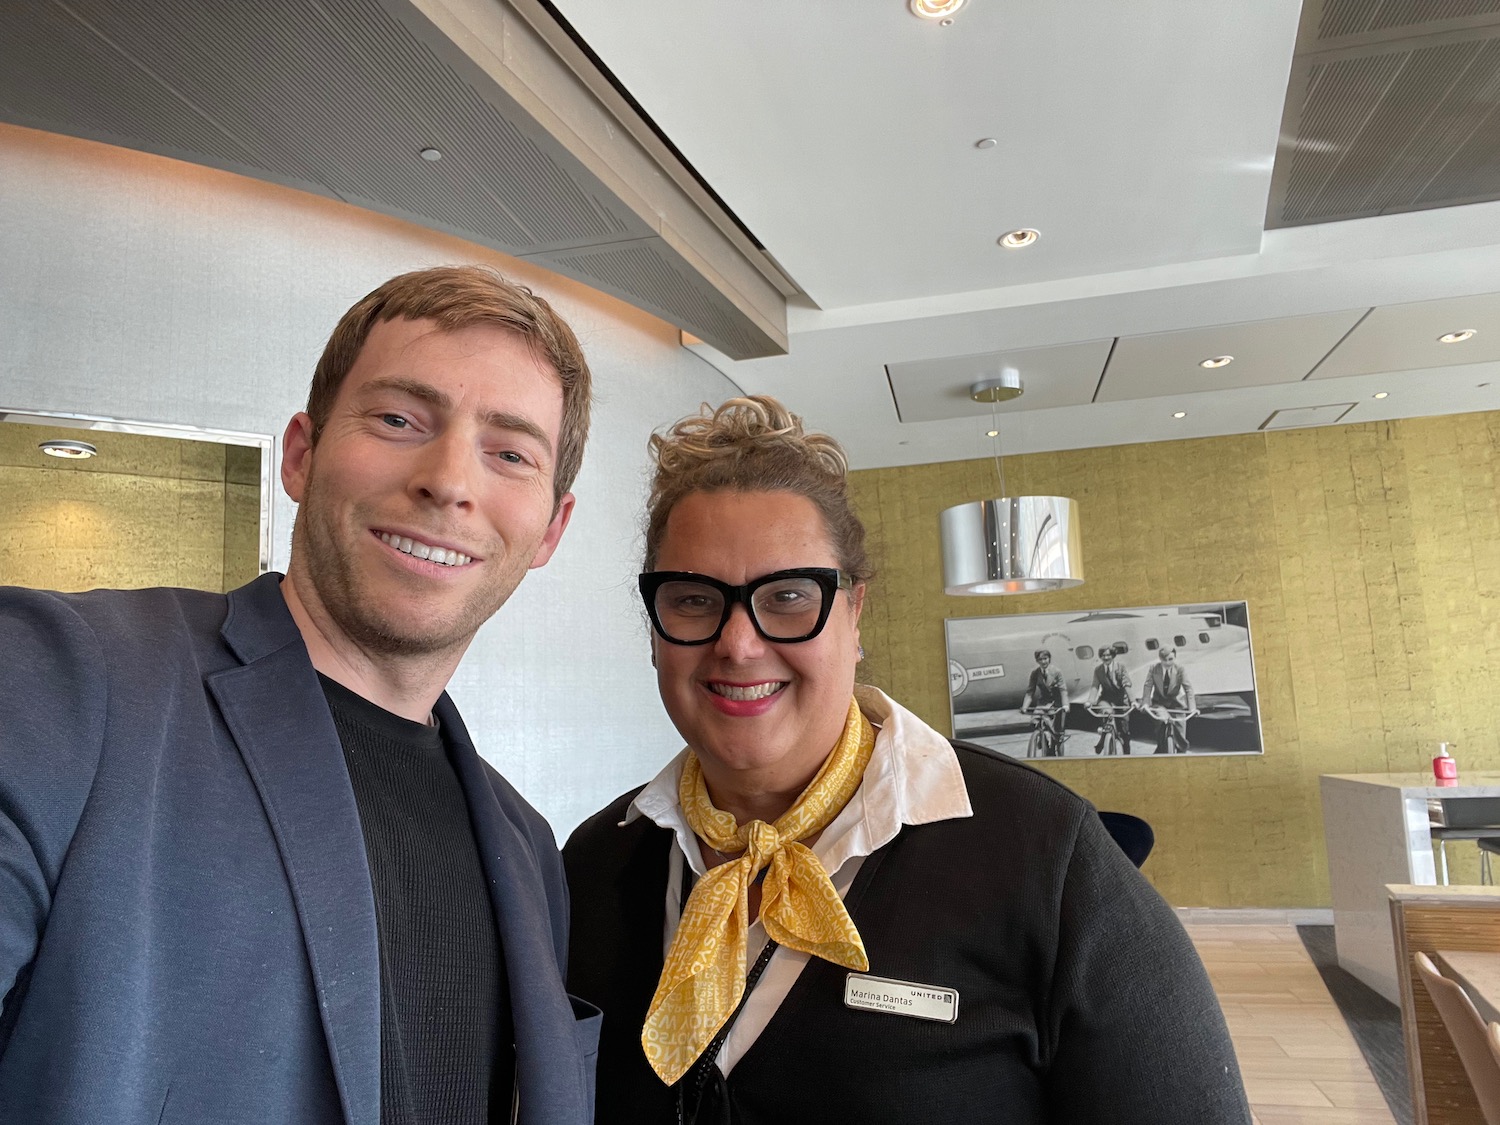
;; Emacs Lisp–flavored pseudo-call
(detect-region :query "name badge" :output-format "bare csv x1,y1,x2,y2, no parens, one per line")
844,973,959,1023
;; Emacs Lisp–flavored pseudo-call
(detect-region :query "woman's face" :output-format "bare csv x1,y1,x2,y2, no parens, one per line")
650,489,865,800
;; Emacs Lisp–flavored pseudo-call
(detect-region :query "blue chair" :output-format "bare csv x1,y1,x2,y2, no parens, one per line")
1098,811,1154,868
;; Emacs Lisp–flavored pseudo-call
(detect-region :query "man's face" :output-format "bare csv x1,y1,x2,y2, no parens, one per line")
1037,653,1051,669
281,317,573,659
1160,648,1176,664
1101,650,1115,664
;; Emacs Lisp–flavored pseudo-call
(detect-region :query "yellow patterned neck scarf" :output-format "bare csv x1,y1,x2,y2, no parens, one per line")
641,697,875,1085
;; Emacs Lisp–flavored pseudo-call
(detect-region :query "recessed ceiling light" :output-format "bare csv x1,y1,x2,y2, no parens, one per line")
998,228,1039,249
1373,391,1389,399
420,147,443,162
986,429,999,438
39,439,97,459
974,138,997,150
1172,411,1187,419
1199,355,1234,369
1438,329,1477,344
909,0,964,19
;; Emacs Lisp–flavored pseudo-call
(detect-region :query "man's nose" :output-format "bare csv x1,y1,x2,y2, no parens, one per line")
409,430,476,509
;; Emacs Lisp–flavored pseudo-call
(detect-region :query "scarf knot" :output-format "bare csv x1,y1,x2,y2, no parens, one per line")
742,820,781,870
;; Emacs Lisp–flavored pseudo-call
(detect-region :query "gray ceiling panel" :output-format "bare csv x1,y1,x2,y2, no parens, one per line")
1308,291,1500,377
1097,310,1368,402
885,341,1112,424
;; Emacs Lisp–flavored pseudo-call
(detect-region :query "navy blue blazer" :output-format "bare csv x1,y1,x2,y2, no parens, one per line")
0,573,599,1125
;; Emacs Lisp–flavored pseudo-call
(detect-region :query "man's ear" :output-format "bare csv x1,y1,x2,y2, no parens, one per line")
528,491,576,570
281,413,316,503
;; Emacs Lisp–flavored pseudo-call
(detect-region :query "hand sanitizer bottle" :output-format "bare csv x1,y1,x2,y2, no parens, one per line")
1433,742,1459,782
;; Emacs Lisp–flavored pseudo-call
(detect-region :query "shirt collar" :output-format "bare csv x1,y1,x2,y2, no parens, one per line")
624,685,971,877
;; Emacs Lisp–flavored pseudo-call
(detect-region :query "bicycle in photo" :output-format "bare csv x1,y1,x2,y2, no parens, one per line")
1087,702,1134,756
1143,706,1194,754
1024,705,1066,758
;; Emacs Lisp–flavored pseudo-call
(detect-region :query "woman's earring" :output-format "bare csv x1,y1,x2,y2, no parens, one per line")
857,645,866,662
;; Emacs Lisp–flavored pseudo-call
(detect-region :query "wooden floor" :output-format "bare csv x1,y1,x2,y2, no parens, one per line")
1185,922,1399,1125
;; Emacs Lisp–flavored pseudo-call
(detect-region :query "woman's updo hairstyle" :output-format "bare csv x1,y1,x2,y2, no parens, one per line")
644,395,873,583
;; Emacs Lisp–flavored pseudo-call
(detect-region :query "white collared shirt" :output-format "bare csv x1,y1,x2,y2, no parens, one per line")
623,684,973,1075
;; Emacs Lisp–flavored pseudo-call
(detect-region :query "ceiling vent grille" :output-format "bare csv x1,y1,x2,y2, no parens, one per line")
1269,0,1500,227
553,241,772,361
0,0,790,358
1319,0,1500,40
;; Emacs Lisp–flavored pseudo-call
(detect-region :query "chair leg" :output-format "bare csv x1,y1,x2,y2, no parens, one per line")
1483,849,1493,886
1437,839,1449,886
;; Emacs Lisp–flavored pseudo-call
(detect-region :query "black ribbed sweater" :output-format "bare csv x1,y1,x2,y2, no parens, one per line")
564,741,1250,1125
321,676,513,1125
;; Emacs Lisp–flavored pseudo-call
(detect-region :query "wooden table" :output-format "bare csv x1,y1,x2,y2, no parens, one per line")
1435,949,1500,1025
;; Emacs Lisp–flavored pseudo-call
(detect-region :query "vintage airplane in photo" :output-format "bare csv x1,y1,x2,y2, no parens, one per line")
947,606,1257,727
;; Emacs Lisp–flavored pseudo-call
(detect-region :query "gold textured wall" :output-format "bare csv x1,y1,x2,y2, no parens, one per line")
849,411,1500,907
0,422,262,593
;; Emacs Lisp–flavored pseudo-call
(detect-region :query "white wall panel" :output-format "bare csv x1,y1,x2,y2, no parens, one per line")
0,123,736,836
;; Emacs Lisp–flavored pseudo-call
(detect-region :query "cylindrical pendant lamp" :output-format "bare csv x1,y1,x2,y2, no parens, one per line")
939,495,1084,595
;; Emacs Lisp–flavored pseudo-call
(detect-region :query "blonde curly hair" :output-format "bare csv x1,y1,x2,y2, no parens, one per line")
643,395,873,581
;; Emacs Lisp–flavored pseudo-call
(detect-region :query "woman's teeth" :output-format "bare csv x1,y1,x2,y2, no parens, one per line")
709,682,786,701
379,532,471,567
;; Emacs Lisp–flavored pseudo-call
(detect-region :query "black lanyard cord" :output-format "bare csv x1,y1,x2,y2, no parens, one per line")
674,862,780,1125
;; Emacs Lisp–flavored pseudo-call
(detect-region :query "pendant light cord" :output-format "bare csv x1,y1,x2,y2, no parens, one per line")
990,398,1007,498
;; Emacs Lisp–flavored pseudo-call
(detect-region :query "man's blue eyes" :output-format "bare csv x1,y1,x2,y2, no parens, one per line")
377,417,527,464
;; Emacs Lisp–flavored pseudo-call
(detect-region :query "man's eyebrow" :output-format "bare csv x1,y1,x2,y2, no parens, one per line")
357,377,553,456
479,409,553,457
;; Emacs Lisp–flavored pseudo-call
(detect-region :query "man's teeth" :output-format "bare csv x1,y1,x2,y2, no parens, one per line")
378,532,471,567
709,682,786,702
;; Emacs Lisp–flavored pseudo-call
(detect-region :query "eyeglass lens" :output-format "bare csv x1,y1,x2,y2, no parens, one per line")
653,575,828,642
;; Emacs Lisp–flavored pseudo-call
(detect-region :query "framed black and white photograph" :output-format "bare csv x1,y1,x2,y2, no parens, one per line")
945,602,1262,759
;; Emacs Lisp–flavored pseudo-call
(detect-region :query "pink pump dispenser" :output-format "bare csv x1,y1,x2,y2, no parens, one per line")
1433,742,1458,782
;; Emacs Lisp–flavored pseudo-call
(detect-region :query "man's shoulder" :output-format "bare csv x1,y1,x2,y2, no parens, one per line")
0,583,229,649
467,753,558,843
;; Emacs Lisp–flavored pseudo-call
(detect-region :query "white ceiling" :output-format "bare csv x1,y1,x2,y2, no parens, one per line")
553,0,1500,469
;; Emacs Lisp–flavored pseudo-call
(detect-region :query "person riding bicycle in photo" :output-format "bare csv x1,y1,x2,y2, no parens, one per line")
1088,645,1133,754
1021,648,1069,750
1139,645,1197,754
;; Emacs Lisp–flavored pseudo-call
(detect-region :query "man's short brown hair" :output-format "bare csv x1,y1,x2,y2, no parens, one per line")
308,266,592,503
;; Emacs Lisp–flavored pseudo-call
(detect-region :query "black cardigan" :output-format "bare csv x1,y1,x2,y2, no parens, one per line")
564,741,1249,1125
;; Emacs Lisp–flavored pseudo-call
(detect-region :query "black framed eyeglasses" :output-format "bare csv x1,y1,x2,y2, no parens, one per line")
638,567,854,646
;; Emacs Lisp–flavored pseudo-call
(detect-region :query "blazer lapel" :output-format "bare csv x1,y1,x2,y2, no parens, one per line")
208,576,380,1125
439,698,588,1125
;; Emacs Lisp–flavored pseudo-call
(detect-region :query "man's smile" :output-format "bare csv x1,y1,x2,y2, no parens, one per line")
375,530,476,567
